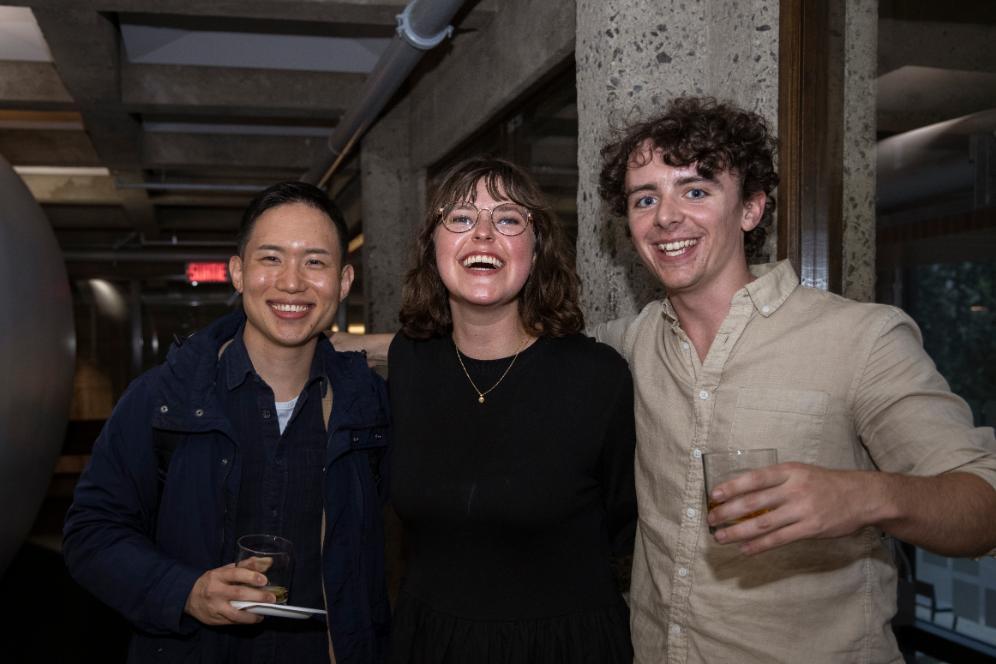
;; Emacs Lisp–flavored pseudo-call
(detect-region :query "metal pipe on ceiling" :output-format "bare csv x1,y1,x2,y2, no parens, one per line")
302,0,466,187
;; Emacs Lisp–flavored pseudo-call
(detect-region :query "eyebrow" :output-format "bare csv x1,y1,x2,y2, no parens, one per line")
625,173,721,197
254,244,332,255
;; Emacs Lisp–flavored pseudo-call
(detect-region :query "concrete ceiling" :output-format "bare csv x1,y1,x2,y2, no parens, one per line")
0,0,495,297
0,1,993,290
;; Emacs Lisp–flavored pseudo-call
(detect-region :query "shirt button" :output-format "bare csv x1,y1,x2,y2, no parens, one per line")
159,405,169,413
681,341,690,351
678,567,689,577
692,448,702,459
686,507,697,519
221,458,229,465
262,410,271,419
670,623,681,635
698,389,710,400
762,304,771,314
194,408,204,417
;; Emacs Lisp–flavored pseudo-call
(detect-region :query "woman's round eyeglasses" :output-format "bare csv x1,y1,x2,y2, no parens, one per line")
438,202,532,237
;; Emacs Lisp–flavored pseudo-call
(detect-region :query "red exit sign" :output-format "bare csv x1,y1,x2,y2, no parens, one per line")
186,262,229,284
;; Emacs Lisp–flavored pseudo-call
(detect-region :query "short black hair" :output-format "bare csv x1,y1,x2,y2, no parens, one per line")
237,181,349,261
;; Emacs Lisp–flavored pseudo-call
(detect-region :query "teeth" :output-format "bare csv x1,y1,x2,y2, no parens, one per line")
462,254,504,269
657,239,698,256
271,303,310,312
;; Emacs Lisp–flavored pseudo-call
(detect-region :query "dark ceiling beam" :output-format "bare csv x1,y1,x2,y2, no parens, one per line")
157,207,244,230
63,249,233,262
24,0,495,31
0,129,101,166
143,132,323,170
26,0,409,25
45,205,131,229
33,7,160,238
121,62,365,119
0,61,75,110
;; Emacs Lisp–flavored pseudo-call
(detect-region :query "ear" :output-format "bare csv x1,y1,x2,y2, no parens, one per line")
229,255,244,293
740,191,766,232
338,264,355,303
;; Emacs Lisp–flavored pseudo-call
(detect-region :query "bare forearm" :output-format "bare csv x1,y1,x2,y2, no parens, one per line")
711,463,996,557
873,471,996,557
331,332,394,367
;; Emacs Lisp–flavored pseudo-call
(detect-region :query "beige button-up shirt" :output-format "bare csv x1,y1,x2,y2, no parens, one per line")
591,260,996,664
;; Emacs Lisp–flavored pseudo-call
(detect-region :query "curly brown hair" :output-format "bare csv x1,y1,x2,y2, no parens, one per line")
400,157,584,339
598,96,779,256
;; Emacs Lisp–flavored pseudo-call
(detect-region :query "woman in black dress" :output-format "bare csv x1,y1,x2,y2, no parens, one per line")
388,157,636,663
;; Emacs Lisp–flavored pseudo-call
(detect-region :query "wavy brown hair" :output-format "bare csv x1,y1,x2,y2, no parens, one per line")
599,96,779,257
400,157,584,339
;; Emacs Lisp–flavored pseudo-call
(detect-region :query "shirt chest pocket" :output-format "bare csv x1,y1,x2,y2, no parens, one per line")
729,387,829,465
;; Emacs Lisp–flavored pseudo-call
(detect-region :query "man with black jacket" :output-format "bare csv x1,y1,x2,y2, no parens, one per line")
64,182,391,663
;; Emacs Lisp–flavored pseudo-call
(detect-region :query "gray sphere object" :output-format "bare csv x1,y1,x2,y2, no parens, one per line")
0,156,75,574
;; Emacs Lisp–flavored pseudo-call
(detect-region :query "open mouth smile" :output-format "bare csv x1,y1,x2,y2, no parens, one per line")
268,302,314,317
461,254,504,270
656,239,698,257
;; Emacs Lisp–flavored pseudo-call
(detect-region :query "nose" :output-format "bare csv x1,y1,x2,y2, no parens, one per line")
275,261,305,292
654,197,682,228
473,210,495,240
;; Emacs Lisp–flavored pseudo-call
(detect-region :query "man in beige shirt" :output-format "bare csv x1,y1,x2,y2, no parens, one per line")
592,96,996,663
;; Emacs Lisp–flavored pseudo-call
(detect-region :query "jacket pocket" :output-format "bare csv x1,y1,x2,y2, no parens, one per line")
729,387,829,464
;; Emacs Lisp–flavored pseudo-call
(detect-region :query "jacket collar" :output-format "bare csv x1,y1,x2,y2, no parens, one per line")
152,309,245,433
151,309,384,434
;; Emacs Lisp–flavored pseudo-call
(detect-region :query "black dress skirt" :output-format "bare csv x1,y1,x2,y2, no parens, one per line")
387,333,637,664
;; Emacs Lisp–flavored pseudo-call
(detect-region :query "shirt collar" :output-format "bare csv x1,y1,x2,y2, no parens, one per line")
222,324,331,394
744,260,799,317
659,259,799,325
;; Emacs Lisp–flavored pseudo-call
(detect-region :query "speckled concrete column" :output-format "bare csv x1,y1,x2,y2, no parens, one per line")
842,0,877,302
576,0,780,322
360,97,419,333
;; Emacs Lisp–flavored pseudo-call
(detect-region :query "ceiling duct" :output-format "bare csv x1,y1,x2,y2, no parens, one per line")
302,0,466,187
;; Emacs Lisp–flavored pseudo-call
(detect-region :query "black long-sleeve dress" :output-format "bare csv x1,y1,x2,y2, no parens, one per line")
387,332,636,664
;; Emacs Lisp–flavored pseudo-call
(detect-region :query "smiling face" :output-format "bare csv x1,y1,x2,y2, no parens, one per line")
229,201,353,355
433,178,536,318
624,142,765,301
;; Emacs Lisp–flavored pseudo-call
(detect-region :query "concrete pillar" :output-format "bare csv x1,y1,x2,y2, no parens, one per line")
360,98,420,333
576,0,780,321
841,0,878,302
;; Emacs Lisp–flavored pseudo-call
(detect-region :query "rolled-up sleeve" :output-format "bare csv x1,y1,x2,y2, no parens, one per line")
852,307,996,491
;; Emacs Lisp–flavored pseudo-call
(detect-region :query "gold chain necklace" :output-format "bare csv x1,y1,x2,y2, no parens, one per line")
453,336,529,404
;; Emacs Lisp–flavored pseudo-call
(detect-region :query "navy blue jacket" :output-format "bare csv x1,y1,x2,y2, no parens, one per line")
64,310,391,663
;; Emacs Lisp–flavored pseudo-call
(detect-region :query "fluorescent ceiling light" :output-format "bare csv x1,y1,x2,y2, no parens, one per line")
0,7,53,62
14,166,111,176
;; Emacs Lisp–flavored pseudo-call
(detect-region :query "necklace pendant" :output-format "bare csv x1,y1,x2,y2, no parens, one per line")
478,395,485,404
